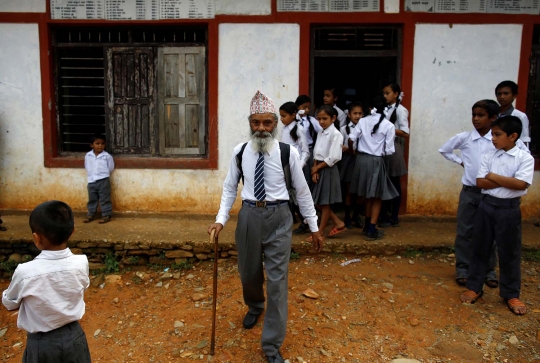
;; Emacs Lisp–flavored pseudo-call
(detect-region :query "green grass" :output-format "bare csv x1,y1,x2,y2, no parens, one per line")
0,259,18,273
171,259,193,271
523,250,540,262
103,253,120,273
290,251,300,261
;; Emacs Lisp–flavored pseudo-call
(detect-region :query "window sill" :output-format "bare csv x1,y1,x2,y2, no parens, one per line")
45,155,217,169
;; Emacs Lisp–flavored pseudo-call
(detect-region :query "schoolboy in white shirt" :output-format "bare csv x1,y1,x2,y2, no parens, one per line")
2,200,91,362
495,80,530,146
84,134,115,224
460,116,534,315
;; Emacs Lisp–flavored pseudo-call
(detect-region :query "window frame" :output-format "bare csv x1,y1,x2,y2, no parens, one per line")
43,22,218,170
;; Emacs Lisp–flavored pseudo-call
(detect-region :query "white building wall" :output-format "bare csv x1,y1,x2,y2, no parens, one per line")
0,0,45,12
215,0,271,15
408,23,539,217
0,23,300,215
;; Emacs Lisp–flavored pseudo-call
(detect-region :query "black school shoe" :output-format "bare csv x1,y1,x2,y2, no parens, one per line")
364,229,385,241
379,219,399,228
242,312,261,329
293,222,310,235
267,351,285,363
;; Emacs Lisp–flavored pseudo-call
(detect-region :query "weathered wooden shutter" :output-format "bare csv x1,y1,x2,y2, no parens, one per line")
157,47,206,155
105,47,155,154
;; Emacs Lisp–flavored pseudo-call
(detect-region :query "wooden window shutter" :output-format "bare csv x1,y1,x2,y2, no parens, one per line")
105,47,155,155
158,47,206,155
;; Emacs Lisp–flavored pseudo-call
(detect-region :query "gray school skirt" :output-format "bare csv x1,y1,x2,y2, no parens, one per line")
350,153,399,200
339,152,356,183
312,164,342,205
384,136,407,177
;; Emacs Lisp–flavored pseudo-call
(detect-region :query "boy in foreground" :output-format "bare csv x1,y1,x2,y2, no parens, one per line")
460,116,534,315
2,200,91,362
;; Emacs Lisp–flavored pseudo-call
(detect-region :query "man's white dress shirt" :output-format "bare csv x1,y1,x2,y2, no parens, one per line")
216,139,318,232
2,249,90,333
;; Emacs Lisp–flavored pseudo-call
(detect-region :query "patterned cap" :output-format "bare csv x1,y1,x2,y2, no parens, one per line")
250,90,277,115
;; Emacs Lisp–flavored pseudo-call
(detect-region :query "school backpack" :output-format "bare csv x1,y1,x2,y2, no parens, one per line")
235,142,295,204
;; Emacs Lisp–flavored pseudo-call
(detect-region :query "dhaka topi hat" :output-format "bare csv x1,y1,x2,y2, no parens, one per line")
250,90,277,115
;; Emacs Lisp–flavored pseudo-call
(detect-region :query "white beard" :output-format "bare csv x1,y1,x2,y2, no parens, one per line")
250,128,277,154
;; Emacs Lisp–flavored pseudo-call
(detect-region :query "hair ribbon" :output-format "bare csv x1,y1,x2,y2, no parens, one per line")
371,108,377,116
399,92,404,101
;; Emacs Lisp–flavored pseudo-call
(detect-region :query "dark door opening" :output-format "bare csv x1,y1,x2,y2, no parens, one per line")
526,25,540,157
310,26,402,110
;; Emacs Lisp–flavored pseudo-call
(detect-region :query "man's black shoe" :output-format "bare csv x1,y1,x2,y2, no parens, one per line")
267,351,285,363
242,312,261,329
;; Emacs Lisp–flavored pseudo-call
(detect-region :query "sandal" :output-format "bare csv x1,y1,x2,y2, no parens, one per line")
98,216,111,224
506,298,527,315
485,280,499,289
327,227,346,238
460,289,483,304
456,278,467,286
83,216,94,223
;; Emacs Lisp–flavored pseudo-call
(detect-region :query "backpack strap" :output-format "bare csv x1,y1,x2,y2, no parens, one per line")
235,142,248,184
278,142,292,192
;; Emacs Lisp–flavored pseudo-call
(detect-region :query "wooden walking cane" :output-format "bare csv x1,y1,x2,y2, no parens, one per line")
210,229,218,355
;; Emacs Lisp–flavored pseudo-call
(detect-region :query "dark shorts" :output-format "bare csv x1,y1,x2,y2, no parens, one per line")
24,321,91,363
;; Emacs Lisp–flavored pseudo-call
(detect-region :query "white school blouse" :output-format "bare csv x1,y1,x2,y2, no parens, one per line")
384,104,410,134
313,124,343,167
350,114,396,156
477,146,534,199
85,150,115,183
334,105,348,128
298,115,323,146
281,121,310,168
216,139,318,232
2,249,89,333
439,129,530,187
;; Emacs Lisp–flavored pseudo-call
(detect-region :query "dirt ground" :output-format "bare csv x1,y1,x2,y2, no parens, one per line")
1,251,540,363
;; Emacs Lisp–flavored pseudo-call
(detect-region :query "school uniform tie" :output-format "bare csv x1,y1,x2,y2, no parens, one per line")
254,152,266,201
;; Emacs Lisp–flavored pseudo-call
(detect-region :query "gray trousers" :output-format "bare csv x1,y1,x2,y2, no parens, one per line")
87,177,112,217
235,202,293,356
455,187,497,281
23,321,91,363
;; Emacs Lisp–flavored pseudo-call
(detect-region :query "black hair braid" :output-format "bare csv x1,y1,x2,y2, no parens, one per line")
371,113,386,135
388,97,400,124
290,123,299,142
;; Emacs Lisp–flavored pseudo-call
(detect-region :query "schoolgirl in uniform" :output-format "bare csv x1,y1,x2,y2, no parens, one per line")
380,83,409,227
340,101,365,229
349,96,398,241
308,105,345,241
279,102,311,226
294,95,323,234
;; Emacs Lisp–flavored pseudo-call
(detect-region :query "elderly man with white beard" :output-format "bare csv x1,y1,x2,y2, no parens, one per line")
207,90,323,363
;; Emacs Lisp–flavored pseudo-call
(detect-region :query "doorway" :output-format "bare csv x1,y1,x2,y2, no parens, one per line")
310,26,402,110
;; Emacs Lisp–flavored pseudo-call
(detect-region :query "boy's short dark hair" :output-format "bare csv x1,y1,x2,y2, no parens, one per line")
472,99,500,118
90,134,106,143
495,80,518,95
492,115,522,139
324,86,340,97
29,201,74,246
